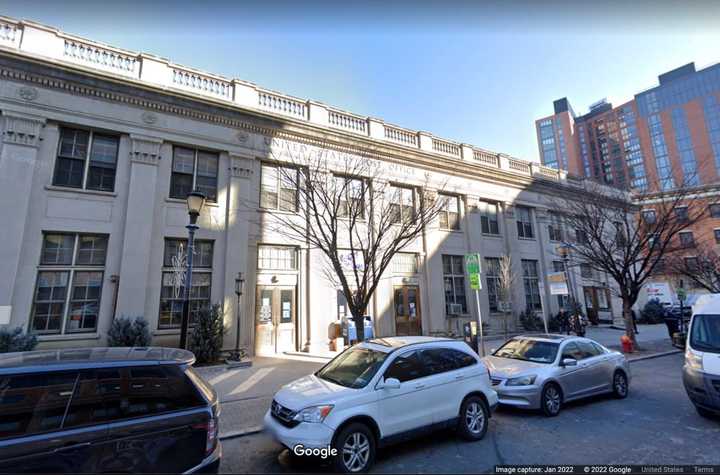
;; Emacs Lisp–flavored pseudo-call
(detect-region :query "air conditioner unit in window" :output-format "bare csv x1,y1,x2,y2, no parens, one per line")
449,303,464,315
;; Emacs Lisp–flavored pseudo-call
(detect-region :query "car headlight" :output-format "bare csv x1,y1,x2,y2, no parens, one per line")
292,405,334,423
506,375,537,386
685,348,704,372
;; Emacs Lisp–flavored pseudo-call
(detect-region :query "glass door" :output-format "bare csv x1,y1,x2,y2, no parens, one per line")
255,285,297,354
394,285,422,336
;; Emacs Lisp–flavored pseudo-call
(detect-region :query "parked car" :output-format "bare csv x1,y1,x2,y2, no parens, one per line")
482,334,630,417
0,347,220,473
683,296,720,418
264,336,498,473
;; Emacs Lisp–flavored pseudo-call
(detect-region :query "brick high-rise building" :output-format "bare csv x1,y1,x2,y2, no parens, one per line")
536,62,720,194
536,62,720,303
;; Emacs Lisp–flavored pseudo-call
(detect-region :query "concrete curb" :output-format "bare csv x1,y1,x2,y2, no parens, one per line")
219,425,264,441
627,349,682,362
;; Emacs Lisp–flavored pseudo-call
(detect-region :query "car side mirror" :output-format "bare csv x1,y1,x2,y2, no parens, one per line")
378,377,401,390
561,358,577,367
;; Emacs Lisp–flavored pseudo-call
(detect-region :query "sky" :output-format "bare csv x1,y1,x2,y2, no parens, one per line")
2,0,719,163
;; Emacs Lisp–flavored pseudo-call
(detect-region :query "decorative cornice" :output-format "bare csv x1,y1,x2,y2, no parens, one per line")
0,56,606,202
129,133,162,165
1,111,44,147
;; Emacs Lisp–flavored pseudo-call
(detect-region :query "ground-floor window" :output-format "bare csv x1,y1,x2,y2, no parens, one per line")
159,238,213,328
30,233,108,334
522,259,542,311
442,255,467,315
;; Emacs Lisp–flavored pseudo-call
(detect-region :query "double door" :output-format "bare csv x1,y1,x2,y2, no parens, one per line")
255,285,296,354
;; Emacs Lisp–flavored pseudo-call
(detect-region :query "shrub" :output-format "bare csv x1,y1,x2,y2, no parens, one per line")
640,299,666,324
519,309,544,331
107,316,151,347
0,327,38,353
548,312,563,333
188,304,226,365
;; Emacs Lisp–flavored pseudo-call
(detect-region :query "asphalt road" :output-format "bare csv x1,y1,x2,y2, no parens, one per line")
219,353,720,473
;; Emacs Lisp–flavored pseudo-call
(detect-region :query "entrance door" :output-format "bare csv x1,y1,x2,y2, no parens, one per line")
255,285,296,354
394,286,422,336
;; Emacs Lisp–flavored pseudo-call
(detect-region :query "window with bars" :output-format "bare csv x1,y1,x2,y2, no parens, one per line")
485,257,501,312
159,238,213,328
170,147,219,202
389,185,415,224
442,255,467,314
710,203,720,218
392,252,418,274
260,163,298,212
257,245,298,270
521,259,542,311
674,206,689,223
53,127,119,192
31,233,108,334
438,194,461,230
580,263,594,279
479,201,500,235
516,207,534,239
641,209,657,224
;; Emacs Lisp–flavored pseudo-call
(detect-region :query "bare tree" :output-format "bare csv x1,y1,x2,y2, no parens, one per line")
263,143,446,340
667,244,720,293
553,175,704,348
497,254,516,340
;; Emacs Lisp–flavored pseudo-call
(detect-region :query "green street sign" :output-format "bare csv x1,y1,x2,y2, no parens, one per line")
677,287,687,301
465,253,481,275
469,273,482,290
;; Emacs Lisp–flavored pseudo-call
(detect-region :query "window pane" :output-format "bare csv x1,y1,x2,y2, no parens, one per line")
87,135,118,192
58,128,89,159
421,348,458,375
31,271,68,333
76,235,108,266
172,148,195,173
170,173,194,200
66,271,103,332
196,152,218,202
41,234,75,265
0,372,78,439
53,157,85,188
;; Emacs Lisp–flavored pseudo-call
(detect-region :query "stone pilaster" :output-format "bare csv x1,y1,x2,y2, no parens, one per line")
114,134,163,318
0,112,45,324
224,153,255,351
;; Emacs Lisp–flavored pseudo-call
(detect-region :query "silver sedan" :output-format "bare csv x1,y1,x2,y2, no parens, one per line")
481,334,631,416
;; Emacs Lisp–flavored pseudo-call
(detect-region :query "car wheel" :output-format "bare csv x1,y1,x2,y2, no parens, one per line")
457,395,489,441
541,383,562,417
696,406,716,419
612,371,629,399
332,423,376,473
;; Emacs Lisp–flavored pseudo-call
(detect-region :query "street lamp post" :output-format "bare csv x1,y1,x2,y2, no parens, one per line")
228,272,246,361
179,190,206,350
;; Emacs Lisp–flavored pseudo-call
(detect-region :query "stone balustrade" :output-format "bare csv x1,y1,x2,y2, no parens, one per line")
171,66,232,99
1,17,582,187
327,108,367,134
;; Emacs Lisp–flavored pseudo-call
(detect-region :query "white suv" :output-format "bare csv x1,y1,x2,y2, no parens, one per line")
264,336,498,473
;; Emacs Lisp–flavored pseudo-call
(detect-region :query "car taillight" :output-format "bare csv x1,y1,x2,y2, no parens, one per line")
193,416,218,456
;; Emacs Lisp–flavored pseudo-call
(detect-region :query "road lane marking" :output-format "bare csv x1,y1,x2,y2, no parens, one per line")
208,369,243,386
228,367,275,396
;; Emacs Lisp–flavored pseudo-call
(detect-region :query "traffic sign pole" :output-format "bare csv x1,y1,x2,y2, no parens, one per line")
465,253,485,356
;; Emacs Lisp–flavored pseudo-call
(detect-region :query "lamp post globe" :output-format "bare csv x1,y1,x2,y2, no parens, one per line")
179,190,206,350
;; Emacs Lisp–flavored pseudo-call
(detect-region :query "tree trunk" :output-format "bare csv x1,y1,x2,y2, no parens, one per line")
350,305,366,342
622,298,640,351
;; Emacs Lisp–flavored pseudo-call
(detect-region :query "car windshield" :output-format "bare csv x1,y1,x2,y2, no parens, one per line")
315,346,389,389
690,314,720,354
493,338,559,364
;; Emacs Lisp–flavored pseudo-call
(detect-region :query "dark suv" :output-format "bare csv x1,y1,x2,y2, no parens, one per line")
0,347,220,473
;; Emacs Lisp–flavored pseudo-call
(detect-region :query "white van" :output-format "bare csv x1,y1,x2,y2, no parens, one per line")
683,294,720,417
